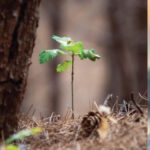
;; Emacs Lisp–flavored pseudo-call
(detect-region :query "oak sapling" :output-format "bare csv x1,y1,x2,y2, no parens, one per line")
39,35,100,118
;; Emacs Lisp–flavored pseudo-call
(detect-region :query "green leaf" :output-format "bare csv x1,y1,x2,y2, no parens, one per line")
60,42,84,54
6,145,19,150
52,35,72,45
6,127,42,145
56,60,72,72
39,49,65,64
52,35,84,54
78,49,100,61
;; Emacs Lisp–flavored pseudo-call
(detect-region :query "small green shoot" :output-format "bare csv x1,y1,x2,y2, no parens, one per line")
39,35,100,118
6,127,42,145
5,145,19,150
3,127,42,150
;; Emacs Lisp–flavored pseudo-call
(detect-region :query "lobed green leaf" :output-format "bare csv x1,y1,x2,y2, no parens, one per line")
52,35,72,45
39,49,65,64
60,42,84,54
6,127,42,145
56,60,72,72
78,49,100,61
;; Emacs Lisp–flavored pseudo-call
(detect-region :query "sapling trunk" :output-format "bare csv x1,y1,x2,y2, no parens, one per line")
71,54,74,118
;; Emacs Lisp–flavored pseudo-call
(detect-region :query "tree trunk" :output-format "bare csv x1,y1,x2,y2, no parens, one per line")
105,0,147,101
43,0,63,114
49,0,63,114
0,0,41,138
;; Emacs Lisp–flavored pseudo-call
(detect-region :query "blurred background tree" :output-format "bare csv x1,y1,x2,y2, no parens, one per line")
105,0,147,100
44,0,64,114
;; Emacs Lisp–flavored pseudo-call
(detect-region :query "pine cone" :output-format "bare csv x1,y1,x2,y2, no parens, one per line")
80,111,101,137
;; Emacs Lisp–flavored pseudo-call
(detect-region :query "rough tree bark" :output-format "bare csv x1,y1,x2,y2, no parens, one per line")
0,0,41,138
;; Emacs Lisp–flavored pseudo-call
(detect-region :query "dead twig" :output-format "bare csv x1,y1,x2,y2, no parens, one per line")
130,93,143,115
139,93,148,101
112,96,119,113
103,94,113,106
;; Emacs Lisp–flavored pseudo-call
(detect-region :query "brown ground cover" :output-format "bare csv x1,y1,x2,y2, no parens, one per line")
17,103,147,150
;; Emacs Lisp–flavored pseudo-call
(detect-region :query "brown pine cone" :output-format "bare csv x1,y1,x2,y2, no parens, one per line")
80,111,102,137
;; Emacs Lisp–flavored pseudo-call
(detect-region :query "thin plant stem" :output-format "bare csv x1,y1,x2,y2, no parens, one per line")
71,54,74,118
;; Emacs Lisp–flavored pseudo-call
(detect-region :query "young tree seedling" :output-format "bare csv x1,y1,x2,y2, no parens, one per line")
39,35,100,118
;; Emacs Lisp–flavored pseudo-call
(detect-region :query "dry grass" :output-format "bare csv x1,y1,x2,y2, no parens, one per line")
17,105,147,150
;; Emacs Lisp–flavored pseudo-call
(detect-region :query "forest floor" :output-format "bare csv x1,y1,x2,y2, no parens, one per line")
16,99,147,150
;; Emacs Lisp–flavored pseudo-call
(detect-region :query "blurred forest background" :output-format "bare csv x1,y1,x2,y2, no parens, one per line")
21,0,147,117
